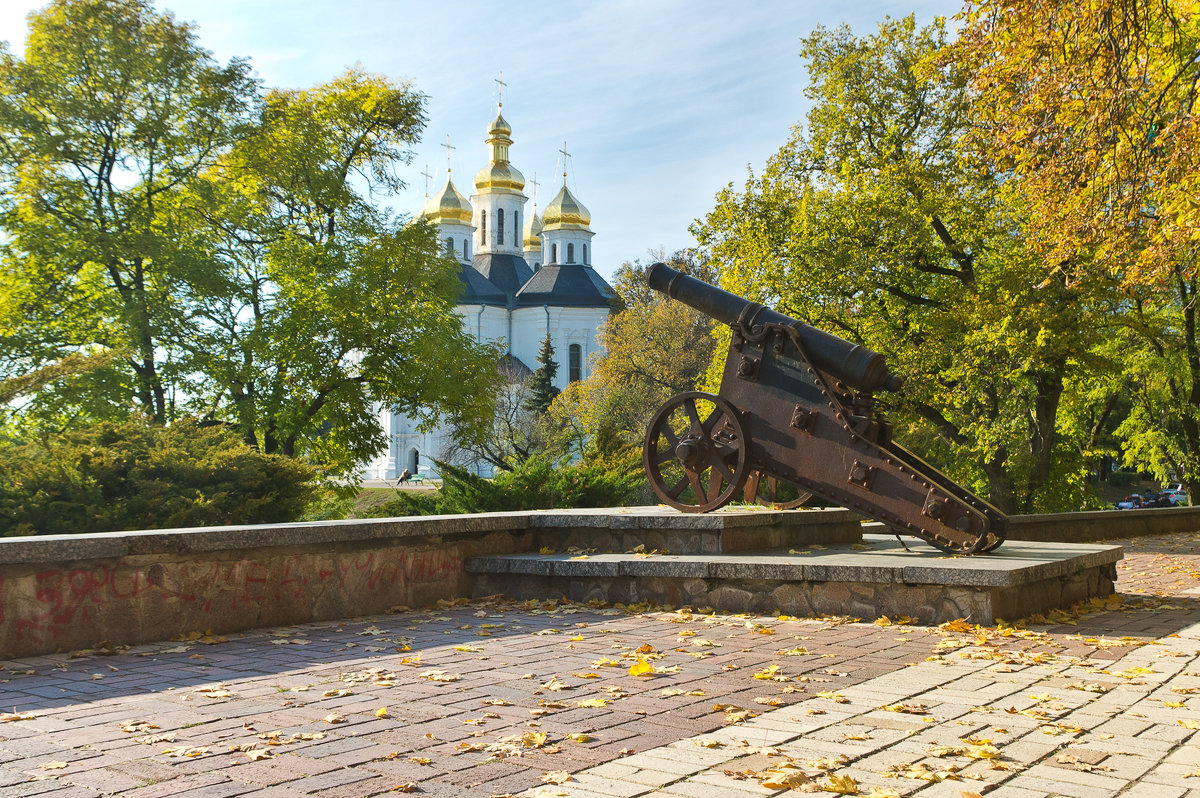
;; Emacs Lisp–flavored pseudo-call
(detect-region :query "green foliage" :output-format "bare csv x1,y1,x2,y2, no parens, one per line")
691,17,1112,513
0,419,318,536
547,250,717,462
524,334,561,415
365,457,642,517
1106,471,1137,488
0,1,502,478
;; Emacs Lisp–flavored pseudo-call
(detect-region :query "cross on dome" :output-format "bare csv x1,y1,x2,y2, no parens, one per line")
441,135,456,171
494,71,506,107
420,165,433,197
558,141,571,184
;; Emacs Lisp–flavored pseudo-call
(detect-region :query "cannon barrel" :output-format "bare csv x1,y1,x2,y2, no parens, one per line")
647,262,903,393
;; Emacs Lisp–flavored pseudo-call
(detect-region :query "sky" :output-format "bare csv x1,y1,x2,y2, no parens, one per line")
0,0,964,282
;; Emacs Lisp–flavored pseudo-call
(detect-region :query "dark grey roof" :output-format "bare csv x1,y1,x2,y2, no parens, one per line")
473,253,534,296
456,262,507,305
514,262,616,308
498,354,533,381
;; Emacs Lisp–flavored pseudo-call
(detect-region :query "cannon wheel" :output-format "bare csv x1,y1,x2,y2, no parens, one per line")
644,392,750,513
744,471,812,509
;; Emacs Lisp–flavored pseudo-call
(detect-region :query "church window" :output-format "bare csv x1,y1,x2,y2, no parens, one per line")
481,211,486,243
498,209,505,245
567,243,575,263
551,243,557,263
514,211,519,244
569,344,582,382
583,244,588,264
445,237,453,254
463,239,468,259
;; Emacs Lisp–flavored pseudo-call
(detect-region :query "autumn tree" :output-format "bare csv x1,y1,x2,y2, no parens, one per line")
692,17,1110,512
178,70,502,474
549,250,717,467
0,0,256,424
0,0,501,478
958,0,1200,495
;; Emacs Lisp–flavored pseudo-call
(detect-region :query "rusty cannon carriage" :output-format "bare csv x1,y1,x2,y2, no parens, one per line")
641,262,1007,555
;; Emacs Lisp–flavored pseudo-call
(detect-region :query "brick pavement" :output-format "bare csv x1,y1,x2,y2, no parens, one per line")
0,531,1196,798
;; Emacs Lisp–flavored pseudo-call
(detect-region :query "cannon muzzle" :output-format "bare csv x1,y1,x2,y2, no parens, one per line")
647,262,903,393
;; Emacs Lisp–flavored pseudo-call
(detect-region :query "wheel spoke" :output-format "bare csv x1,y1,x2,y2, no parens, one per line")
661,424,679,449
686,468,706,501
701,408,725,437
710,452,735,484
684,399,704,434
667,475,689,499
707,467,724,499
654,447,677,466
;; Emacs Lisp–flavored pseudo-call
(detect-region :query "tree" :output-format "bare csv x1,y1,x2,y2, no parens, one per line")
548,250,717,466
524,334,560,415
0,1,503,478
178,70,503,474
691,17,1110,512
958,0,1200,497
0,0,256,423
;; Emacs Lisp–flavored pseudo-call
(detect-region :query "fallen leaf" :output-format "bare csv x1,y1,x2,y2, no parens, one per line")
540,770,571,784
323,713,347,724
627,658,654,677
37,762,67,770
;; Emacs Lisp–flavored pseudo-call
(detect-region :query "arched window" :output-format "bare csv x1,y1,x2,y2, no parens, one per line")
567,243,574,263
497,208,505,245
445,237,453,254
583,244,588,264
481,210,487,244
463,239,468,259
569,344,582,382
551,243,557,263
514,211,519,244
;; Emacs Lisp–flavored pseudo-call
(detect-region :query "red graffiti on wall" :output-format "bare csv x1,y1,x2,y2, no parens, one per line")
1,546,463,649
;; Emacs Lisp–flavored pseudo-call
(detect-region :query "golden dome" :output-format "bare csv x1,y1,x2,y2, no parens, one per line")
474,161,525,192
523,209,544,249
541,184,591,229
423,175,473,224
489,110,512,137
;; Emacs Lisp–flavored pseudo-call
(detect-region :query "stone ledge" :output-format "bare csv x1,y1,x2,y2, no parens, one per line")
465,535,1123,588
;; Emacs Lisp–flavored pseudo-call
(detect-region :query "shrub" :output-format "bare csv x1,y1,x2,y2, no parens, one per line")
365,455,642,517
0,419,319,535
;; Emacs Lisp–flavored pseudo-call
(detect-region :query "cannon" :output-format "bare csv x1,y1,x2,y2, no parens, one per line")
642,263,1007,554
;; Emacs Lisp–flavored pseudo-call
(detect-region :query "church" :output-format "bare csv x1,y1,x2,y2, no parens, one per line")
361,103,616,480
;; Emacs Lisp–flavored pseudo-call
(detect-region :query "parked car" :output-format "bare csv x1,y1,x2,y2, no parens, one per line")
1163,486,1188,505
1115,494,1143,509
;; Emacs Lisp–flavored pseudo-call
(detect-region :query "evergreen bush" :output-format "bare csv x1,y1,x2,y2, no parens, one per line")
365,456,641,517
0,419,318,535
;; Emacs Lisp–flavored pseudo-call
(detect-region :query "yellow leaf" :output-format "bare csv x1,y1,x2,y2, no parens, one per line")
1179,719,1200,730
37,762,68,770
572,672,601,679
875,616,893,627
823,773,859,794
323,713,347,724
693,738,724,748
759,764,810,789
539,547,555,555
245,748,274,761
376,708,390,718
627,658,654,677
540,770,571,784
409,757,432,765
591,657,621,667
392,784,419,793
577,698,609,708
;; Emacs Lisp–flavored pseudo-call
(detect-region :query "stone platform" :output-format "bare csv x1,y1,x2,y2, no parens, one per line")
467,533,1123,625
